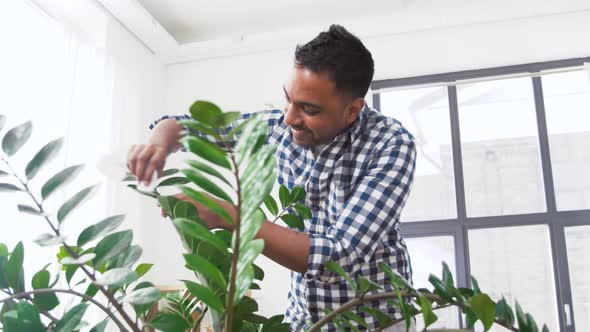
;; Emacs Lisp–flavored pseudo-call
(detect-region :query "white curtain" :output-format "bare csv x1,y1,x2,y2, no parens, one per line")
0,0,114,322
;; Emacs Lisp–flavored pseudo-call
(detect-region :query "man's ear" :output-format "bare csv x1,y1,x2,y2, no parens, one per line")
345,97,365,126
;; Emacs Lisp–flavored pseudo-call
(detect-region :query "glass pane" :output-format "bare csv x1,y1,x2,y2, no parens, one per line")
457,77,546,217
542,70,590,211
565,225,590,329
405,236,459,329
469,225,558,331
380,87,457,222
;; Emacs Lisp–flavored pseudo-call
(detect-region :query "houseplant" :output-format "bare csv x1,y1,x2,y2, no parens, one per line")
0,104,551,332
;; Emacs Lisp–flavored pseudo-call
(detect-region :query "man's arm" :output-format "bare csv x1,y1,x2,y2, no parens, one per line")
128,110,284,186
256,220,310,274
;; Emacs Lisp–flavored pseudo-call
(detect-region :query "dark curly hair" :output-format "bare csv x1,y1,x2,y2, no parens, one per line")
294,24,374,99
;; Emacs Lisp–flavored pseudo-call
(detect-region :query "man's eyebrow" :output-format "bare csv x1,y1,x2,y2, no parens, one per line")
283,86,323,111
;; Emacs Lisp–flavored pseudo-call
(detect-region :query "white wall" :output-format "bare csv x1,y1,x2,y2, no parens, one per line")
156,0,590,317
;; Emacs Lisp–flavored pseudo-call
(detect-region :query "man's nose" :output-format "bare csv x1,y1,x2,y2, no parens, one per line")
284,104,303,128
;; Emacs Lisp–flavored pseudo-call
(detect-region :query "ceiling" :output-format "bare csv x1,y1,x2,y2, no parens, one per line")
137,0,410,44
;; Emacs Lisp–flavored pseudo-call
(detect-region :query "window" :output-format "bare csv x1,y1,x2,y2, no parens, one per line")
372,57,590,331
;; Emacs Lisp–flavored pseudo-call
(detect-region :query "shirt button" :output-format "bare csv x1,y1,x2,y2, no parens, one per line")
311,205,320,212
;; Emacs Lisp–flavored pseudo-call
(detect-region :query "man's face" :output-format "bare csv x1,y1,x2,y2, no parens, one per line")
283,66,363,148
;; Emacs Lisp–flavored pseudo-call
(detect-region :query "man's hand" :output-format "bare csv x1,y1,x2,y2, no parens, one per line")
127,118,184,186
127,143,169,186
163,193,237,230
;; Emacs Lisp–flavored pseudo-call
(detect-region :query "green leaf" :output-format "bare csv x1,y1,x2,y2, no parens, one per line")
291,186,306,202
262,314,290,332
228,117,254,138
2,121,32,156
542,324,550,332
358,277,382,296
33,233,64,247
149,312,190,332
77,214,125,247
179,186,233,224
417,294,438,328
182,135,230,169
428,274,453,302
61,253,96,265
184,280,225,313
278,185,291,208
235,118,268,165
239,209,265,248
0,256,7,289
17,204,42,215
0,183,21,191
135,263,153,278
41,165,83,200
471,275,481,295
294,203,312,219
184,253,227,288
263,195,279,216
155,176,190,188
54,303,88,332
25,137,64,180
237,239,264,277
234,264,254,304
107,245,142,269
160,168,180,177
496,297,515,326
57,185,96,223
125,286,161,305
182,168,233,202
359,307,393,328
0,169,8,177
189,100,223,127
280,214,304,229
3,301,44,332
253,263,265,281
122,172,136,181
186,159,231,186
468,293,496,331
7,242,25,293
180,119,223,139
240,144,277,220
342,311,369,329
379,262,415,291
526,313,539,332
515,300,528,332
324,261,357,293
0,243,8,256
94,267,137,287
89,320,108,332
173,218,227,254
442,262,454,288
93,230,133,267
31,270,59,311
220,111,241,127
130,281,156,315
126,183,158,198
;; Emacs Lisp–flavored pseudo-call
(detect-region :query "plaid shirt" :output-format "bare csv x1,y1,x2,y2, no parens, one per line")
151,105,416,331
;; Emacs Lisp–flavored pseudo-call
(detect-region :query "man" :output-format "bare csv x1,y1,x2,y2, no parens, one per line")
128,25,416,332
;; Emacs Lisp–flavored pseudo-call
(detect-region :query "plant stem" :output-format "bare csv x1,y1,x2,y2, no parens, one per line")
224,153,242,332
0,288,128,331
307,290,519,332
1,288,59,324
3,158,141,332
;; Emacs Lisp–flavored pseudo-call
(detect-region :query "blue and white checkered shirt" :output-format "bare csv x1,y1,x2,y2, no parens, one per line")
151,105,416,331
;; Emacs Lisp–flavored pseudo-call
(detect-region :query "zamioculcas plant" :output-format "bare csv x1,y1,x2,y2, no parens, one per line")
0,114,161,332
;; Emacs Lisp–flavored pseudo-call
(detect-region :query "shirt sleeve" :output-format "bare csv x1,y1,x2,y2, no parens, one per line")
148,109,284,148
305,131,417,282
